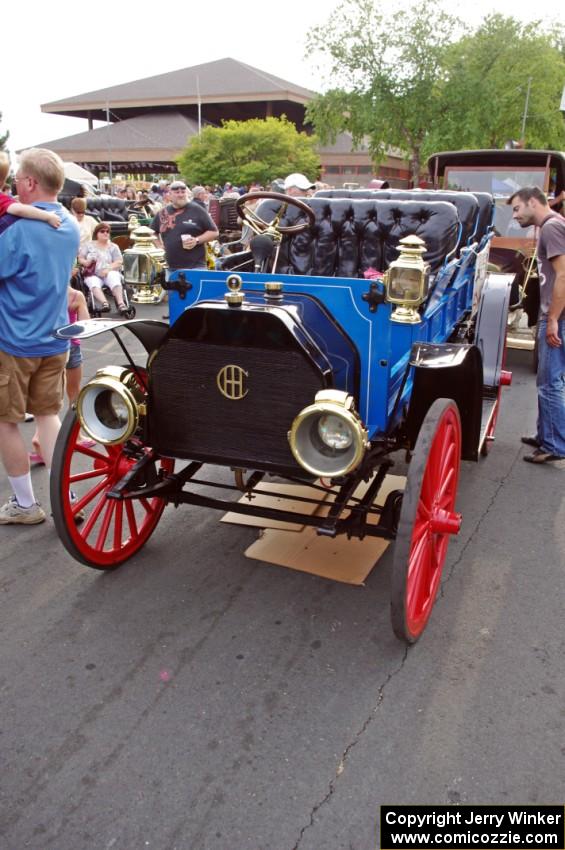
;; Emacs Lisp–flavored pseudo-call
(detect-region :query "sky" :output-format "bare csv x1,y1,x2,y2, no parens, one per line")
3,0,563,161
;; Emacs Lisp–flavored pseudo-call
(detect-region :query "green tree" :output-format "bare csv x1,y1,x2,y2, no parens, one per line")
0,111,9,151
431,15,565,152
305,0,463,185
177,117,320,186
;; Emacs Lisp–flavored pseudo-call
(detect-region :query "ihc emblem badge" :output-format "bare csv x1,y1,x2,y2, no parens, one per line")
216,364,249,400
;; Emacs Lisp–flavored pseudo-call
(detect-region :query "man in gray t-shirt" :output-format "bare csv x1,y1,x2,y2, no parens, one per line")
509,186,565,463
536,215,565,322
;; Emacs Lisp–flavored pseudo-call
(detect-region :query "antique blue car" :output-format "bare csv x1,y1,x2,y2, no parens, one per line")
51,188,512,643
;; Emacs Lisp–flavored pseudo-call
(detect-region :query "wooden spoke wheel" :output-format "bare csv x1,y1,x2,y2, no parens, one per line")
391,399,462,643
51,409,174,570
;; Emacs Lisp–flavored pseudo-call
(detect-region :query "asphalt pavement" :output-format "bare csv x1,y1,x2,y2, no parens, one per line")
1,306,563,850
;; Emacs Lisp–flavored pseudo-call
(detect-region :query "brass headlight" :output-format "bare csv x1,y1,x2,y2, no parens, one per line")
123,226,167,303
288,390,369,478
77,366,145,445
384,234,430,324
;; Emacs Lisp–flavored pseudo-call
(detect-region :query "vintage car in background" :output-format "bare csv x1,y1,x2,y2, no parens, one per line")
427,149,565,355
50,187,512,643
59,177,152,250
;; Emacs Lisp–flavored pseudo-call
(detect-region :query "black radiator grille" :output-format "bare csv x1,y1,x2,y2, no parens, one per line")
149,339,325,470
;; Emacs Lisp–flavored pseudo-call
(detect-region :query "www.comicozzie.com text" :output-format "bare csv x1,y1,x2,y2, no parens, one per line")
385,811,563,830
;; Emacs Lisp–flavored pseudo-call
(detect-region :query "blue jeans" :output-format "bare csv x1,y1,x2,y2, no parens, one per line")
536,318,565,456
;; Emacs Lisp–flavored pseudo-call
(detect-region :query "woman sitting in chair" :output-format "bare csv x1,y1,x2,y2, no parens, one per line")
78,222,128,314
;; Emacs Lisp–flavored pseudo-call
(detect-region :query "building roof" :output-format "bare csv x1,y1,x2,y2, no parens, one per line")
36,111,198,154
32,58,410,181
33,112,200,173
319,132,370,155
42,58,316,122
318,131,406,162
36,114,409,180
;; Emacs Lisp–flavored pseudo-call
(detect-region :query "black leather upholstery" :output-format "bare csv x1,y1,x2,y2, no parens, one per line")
258,197,459,277
315,188,494,247
86,197,129,222
469,192,495,244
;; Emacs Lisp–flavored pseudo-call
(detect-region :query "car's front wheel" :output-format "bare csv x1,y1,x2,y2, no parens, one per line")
51,409,173,569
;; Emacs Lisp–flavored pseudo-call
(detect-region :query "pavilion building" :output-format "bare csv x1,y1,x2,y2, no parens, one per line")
38,58,410,188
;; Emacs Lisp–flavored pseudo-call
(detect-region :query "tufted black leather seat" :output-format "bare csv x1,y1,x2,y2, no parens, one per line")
315,188,494,248
85,197,129,222
260,197,460,278
468,192,495,245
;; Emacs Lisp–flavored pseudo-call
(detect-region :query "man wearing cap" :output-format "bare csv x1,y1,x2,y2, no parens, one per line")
283,173,316,197
150,181,218,273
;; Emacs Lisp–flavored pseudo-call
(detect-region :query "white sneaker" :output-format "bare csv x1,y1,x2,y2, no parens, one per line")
24,412,35,422
0,496,46,525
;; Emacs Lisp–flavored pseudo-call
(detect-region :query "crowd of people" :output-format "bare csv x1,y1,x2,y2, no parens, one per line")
107,173,330,209
113,173,327,319
0,147,563,530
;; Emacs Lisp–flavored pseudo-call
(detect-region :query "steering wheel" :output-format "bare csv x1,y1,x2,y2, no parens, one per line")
236,191,315,237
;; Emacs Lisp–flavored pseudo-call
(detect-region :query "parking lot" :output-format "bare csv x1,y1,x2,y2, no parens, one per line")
1,306,563,850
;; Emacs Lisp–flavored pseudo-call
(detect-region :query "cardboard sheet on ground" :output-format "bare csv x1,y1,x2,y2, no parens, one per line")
221,482,330,531
241,474,406,585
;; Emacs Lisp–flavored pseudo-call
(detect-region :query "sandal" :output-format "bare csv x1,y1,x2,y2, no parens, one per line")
99,301,110,313
29,451,45,465
523,449,565,464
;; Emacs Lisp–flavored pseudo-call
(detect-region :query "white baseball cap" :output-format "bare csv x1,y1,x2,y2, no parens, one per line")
284,173,315,191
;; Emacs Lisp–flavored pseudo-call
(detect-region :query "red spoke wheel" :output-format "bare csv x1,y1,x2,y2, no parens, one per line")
391,399,462,643
51,408,174,570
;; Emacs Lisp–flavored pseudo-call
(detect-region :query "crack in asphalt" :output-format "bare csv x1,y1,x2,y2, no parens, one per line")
291,647,409,850
440,446,521,596
291,448,522,850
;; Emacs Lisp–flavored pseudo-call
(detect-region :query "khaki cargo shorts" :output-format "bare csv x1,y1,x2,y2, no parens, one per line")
0,349,68,423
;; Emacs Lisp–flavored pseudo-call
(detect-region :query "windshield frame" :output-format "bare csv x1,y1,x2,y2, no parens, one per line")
443,165,549,239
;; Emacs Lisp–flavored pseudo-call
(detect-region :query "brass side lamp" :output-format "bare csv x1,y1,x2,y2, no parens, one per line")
224,273,244,307
123,225,167,304
384,234,430,324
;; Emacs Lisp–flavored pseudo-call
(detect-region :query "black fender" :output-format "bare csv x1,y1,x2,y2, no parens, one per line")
405,343,483,461
53,318,168,356
474,272,513,387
